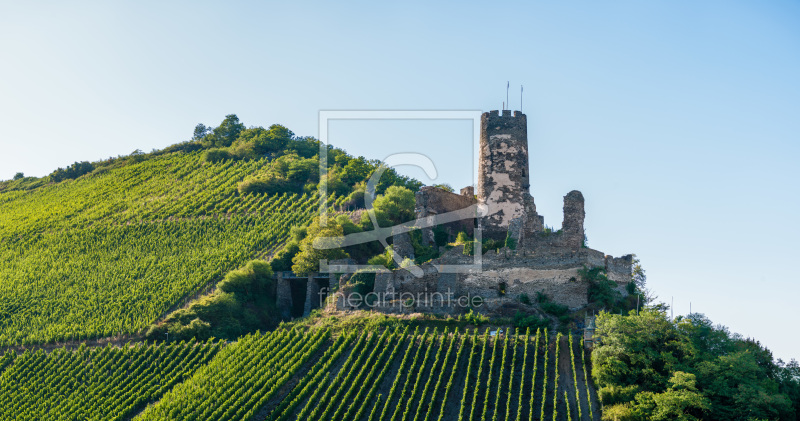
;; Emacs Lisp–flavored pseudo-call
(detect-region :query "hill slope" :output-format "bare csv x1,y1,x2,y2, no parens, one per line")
0,151,319,346
131,327,598,421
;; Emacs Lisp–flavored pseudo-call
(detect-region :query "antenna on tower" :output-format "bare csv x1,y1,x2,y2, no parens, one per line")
506,81,510,110
520,85,523,113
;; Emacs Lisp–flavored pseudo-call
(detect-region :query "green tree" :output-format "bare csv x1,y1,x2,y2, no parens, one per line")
287,135,320,158
192,123,211,140
592,309,693,397
629,372,709,421
595,310,796,421
364,185,415,227
292,217,349,275
204,114,245,148
694,347,793,420
13,172,24,180
341,156,375,186
232,124,294,158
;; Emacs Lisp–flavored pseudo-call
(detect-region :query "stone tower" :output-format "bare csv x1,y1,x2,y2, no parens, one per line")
478,110,542,240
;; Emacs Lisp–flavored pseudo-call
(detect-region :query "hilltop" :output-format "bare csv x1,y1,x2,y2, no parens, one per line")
0,114,419,346
0,114,798,421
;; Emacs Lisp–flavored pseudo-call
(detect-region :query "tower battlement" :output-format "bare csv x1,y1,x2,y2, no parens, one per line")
487,109,526,118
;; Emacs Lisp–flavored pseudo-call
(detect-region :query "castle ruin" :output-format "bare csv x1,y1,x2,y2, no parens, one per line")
332,109,633,316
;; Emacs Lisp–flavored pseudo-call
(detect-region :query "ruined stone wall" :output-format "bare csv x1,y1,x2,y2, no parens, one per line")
327,107,635,318
339,244,633,313
605,254,634,283
521,191,584,249
562,190,585,249
415,186,477,245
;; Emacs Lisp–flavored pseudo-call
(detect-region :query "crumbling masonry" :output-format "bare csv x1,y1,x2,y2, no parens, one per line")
333,109,633,315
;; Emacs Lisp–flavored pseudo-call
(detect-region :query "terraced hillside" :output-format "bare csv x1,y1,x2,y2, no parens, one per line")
0,339,222,420
0,151,320,346
129,327,599,421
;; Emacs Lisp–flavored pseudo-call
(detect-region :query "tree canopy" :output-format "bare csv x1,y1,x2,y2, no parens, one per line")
593,309,797,421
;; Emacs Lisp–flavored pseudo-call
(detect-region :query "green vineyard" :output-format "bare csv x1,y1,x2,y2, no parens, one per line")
0,339,222,420
0,152,320,346
42,327,602,421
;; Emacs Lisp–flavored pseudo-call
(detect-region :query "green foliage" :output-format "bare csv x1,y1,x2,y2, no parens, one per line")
203,147,232,163
432,183,454,192
348,271,376,296
433,226,449,247
453,232,506,256
334,214,380,262
536,292,569,318
50,160,95,182
504,230,517,250
581,266,624,310
237,174,291,195
410,228,439,264
513,312,551,330
0,340,222,419
632,254,646,285
341,156,375,186
270,240,301,272
453,231,474,255
1,323,597,421
482,237,504,253
218,260,273,295
12,172,23,180
460,309,489,325
518,293,531,305
291,216,349,275
367,185,416,227
148,260,278,341
202,114,245,148
602,372,711,421
593,309,796,421
367,247,397,270
192,123,211,140
230,124,293,157
0,148,321,345
137,328,329,420
286,135,321,159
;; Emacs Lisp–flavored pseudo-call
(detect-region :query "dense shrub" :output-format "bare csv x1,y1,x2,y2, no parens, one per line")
433,226,449,247
513,312,551,330
271,241,301,272
238,175,292,195
504,230,517,250
50,161,95,182
367,247,397,270
582,266,623,310
460,309,488,325
147,260,277,341
203,148,232,163
348,271,376,296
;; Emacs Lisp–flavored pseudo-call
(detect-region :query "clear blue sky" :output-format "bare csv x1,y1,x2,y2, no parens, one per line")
1,1,799,360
